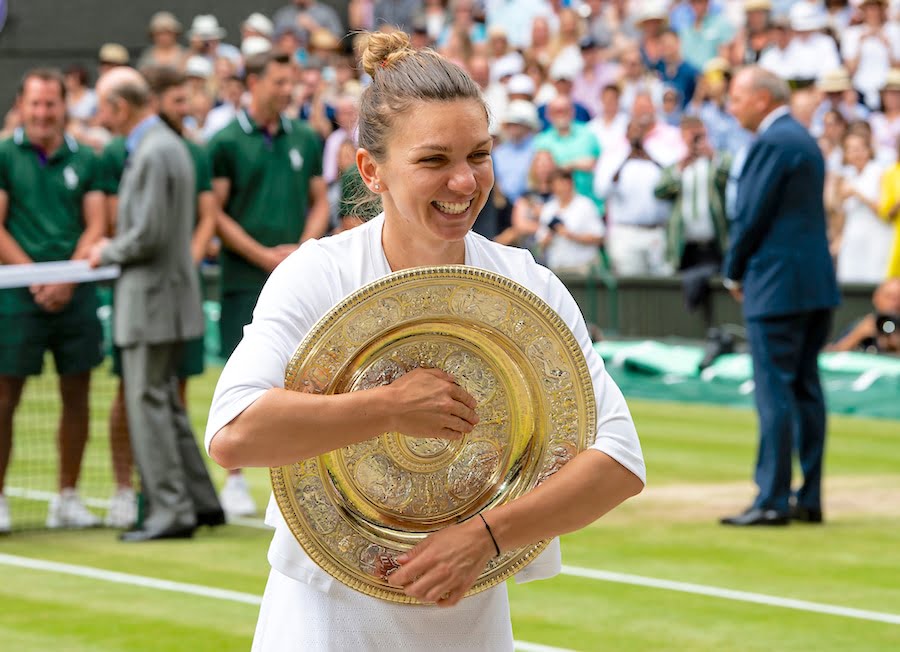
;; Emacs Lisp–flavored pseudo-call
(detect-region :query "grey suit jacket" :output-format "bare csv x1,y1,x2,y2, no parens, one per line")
101,121,204,346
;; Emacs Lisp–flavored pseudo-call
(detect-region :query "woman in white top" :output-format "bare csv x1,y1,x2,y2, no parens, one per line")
539,168,605,274
834,131,893,283
205,31,645,651
840,0,900,110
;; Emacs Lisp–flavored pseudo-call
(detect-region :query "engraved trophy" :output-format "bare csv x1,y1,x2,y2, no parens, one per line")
271,266,596,603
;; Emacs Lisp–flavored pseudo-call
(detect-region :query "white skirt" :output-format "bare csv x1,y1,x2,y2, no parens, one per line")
251,567,515,651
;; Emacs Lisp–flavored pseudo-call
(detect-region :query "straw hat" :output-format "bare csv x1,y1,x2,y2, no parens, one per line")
744,0,772,11
98,43,130,65
188,15,226,41
882,69,900,92
817,68,852,93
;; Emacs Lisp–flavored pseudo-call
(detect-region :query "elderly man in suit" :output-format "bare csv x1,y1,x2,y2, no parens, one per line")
89,67,221,541
721,66,840,527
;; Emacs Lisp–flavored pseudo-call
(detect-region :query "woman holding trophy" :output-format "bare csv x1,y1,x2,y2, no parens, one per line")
206,31,645,651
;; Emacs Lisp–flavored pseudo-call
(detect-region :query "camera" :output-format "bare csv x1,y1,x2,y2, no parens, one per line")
547,216,564,231
876,313,898,336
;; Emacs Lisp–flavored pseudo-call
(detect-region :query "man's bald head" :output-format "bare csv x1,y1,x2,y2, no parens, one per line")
96,66,152,134
96,66,150,108
874,278,900,314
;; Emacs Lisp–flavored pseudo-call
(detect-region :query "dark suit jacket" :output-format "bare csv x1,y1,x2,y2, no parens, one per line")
100,121,204,346
724,113,840,320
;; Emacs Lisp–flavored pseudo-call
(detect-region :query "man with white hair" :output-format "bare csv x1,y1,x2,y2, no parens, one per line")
89,67,219,541
492,100,541,204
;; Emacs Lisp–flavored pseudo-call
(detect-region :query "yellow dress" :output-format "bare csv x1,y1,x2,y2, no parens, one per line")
879,164,900,278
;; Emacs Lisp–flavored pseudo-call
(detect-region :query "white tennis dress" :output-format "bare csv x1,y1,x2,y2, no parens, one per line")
206,214,646,651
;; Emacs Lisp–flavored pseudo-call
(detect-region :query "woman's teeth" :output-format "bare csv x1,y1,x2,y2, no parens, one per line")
433,200,471,215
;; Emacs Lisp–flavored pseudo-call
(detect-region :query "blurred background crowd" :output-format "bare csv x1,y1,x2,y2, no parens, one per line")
3,0,899,289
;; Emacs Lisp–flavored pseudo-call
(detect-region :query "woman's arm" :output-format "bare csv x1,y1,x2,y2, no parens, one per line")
210,367,479,469
388,449,642,606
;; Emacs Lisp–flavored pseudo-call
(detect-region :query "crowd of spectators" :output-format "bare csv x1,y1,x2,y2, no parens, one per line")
3,1,899,287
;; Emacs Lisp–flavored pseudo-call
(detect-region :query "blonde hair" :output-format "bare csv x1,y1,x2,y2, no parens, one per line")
357,30,487,163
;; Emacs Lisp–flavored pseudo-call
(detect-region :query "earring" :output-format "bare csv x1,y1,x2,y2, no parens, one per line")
374,183,380,190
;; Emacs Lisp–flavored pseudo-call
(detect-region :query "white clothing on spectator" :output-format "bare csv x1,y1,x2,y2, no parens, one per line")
586,113,629,152
538,194,605,272
202,103,239,142
836,161,893,283
484,0,556,49
841,23,900,109
781,33,841,81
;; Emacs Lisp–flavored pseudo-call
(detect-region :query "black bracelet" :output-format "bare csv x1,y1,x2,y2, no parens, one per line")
478,512,501,557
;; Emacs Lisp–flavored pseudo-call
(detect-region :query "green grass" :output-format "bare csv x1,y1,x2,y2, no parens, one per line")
1,366,898,651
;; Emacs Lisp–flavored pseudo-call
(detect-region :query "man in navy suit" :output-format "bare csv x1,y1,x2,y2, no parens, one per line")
721,66,840,526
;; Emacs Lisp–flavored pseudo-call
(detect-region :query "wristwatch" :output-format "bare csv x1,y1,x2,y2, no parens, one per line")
722,278,742,291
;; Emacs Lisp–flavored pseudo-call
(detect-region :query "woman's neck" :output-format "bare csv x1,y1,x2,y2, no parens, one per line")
381,219,465,271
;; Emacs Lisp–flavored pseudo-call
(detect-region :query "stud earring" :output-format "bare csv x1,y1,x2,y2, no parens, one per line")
374,183,380,190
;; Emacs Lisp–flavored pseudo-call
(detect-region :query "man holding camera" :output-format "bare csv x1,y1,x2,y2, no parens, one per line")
654,116,731,273
594,93,682,276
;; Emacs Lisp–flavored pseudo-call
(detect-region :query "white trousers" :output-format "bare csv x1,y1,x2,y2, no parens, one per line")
608,224,672,277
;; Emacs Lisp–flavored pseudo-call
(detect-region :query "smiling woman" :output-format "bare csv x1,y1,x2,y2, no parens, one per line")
204,30,645,651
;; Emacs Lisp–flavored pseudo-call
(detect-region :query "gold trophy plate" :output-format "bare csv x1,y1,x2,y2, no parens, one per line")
271,266,596,603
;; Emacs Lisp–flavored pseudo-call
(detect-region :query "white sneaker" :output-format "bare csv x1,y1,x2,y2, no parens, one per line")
104,488,137,529
0,495,10,533
46,489,101,529
220,474,257,517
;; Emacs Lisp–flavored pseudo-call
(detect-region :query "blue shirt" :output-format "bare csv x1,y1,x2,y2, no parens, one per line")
655,60,699,107
492,136,535,202
125,115,161,154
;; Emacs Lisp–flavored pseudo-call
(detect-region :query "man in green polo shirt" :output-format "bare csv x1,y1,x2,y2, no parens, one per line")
97,65,223,529
207,50,328,516
0,68,106,533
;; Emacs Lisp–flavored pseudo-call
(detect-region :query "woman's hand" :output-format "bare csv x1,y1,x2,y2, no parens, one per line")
387,516,497,607
386,368,479,440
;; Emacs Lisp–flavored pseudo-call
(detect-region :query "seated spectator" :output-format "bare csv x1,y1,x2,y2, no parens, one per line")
202,74,247,142
840,0,900,111
437,0,486,49
780,3,840,86
572,38,619,118
655,29,699,108
548,8,586,77
242,13,275,42
727,0,773,66
633,3,667,70
618,45,664,110
758,16,792,77
137,12,187,71
587,84,628,152
537,61,592,129
497,150,556,255
871,69,900,157
828,278,900,353
832,131,892,283
687,58,751,156
655,116,730,272
533,95,601,209
492,100,541,204
538,169,605,275
811,68,870,138
595,116,674,277
272,0,344,45
878,139,900,279
98,42,131,76
678,0,735,71
661,87,684,127
186,15,241,68
601,92,686,167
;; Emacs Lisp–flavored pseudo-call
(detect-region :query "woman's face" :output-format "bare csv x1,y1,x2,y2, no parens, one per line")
374,99,494,246
883,89,900,112
844,134,871,169
823,113,845,143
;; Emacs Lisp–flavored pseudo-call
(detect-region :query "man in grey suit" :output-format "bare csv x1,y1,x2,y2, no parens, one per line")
89,67,222,541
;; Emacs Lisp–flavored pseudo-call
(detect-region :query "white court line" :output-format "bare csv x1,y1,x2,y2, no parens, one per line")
9,488,900,626
0,553,572,652
561,565,900,626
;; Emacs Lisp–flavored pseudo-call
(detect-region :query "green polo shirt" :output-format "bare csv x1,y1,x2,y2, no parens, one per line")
207,110,323,291
99,134,213,199
533,122,603,211
0,128,101,263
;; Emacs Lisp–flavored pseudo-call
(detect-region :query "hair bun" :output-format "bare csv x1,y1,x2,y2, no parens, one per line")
361,31,415,77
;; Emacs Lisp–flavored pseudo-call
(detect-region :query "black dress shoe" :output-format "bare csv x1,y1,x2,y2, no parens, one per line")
720,507,789,526
790,505,823,523
119,524,195,542
196,509,227,527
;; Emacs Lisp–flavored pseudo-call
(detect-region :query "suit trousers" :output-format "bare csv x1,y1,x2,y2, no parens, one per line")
745,309,833,513
121,341,221,532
